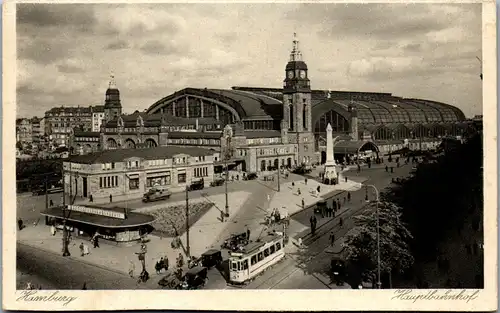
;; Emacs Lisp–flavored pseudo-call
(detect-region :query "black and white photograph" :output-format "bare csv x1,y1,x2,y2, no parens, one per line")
3,1,497,311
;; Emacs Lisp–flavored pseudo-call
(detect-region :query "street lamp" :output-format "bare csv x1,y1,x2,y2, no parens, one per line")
365,184,381,289
223,132,233,220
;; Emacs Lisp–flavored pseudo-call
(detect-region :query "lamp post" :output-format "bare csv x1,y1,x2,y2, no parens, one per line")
223,134,232,220
365,184,381,289
185,187,190,257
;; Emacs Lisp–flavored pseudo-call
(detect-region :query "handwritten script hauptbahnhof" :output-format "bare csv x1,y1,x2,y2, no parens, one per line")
392,289,480,303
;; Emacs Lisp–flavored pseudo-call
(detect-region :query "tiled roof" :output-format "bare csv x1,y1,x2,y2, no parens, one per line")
67,146,216,164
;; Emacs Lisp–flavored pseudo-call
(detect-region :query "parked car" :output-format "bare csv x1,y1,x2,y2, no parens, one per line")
243,173,258,181
201,249,223,268
187,179,205,191
210,177,225,187
142,187,172,202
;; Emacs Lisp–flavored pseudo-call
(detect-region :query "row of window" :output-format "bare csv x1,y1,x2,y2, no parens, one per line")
247,137,281,145
249,242,282,266
194,167,208,178
100,176,118,188
75,137,99,142
242,120,278,131
258,146,294,156
167,138,221,146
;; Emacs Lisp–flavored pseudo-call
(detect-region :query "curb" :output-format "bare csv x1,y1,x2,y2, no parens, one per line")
18,241,130,277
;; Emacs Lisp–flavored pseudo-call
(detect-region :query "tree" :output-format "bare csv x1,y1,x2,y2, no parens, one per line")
343,202,414,287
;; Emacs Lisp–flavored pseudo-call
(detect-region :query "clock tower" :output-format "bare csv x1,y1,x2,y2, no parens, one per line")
282,33,315,166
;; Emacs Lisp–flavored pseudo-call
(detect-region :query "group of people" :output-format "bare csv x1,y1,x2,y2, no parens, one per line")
155,256,170,274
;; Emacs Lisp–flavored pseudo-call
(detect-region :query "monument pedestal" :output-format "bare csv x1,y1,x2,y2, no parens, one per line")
323,162,338,185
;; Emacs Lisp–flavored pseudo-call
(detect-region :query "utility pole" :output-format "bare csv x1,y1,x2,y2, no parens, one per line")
277,162,281,192
62,163,71,257
185,187,190,257
44,175,49,210
224,136,231,219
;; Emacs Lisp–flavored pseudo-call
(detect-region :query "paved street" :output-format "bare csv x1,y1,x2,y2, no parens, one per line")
16,161,413,290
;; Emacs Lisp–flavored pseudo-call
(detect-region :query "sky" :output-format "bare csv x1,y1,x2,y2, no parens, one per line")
16,3,483,119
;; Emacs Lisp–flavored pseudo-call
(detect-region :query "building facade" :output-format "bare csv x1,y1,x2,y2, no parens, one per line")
16,118,32,145
71,35,469,172
45,106,93,147
91,106,106,132
64,146,217,201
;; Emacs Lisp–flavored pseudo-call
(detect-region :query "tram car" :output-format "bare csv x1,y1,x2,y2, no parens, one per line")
228,233,285,284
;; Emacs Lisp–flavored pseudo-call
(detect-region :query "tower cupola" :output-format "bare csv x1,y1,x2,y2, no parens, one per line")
104,74,122,121
283,33,310,94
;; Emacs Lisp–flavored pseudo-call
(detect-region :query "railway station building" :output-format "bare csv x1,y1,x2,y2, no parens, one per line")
71,35,469,171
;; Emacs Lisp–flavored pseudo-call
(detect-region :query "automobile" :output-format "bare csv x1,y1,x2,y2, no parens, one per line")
142,187,172,202
31,185,63,196
243,173,258,181
158,270,182,289
177,266,208,290
201,249,223,268
331,258,347,286
210,177,225,187
187,179,205,191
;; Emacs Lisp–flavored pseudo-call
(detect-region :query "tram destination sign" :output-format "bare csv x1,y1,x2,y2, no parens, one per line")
67,205,126,219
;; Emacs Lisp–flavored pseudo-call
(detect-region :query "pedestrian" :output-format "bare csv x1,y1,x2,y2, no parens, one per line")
390,167,394,173
82,283,87,290
338,200,342,211
93,234,100,248
164,256,169,271
246,228,251,241
347,192,351,202
329,232,335,246
267,194,271,202
129,260,135,277
79,242,85,256
220,210,224,222
18,218,24,231
83,243,90,256
305,178,308,185
345,176,348,183
317,186,321,194
50,224,56,236
302,198,305,209
292,181,295,187
109,194,113,203
89,194,93,203
297,188,301,195
339,217,343,228
49,199,54,207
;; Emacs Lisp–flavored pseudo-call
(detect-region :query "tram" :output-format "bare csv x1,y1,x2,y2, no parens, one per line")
228,233,285,284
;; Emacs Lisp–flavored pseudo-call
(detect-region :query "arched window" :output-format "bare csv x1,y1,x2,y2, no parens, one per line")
314,109,350,134
393,125,411,140
145,138,157,148
107,138,118,149
412,124,430,138
289,103,294,131
124,139,136,149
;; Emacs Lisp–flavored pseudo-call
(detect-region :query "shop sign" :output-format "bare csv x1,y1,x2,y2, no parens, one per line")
67,205,125,219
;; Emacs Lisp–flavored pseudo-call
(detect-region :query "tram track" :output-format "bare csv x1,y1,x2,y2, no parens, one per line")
244,201,374,289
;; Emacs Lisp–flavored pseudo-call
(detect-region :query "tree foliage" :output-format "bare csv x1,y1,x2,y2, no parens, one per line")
344,202,414,282
381,132,483,258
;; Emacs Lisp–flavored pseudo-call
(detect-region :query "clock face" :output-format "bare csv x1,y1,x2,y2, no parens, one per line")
287,71,294,79
300,70,306,79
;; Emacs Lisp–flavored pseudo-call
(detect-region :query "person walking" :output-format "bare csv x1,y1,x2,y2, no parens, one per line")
89,194,93,203
109,194,113,203
301,198,305,209
329,232,335,246
49,199,54,207
83,243,90,256
129,260,135,278
339,217,344,228
93,234,100,248
246,228,251,241
79,242,85,257
305,178,308,185
337,200,342,211
50,224,56,236
347,192,351,202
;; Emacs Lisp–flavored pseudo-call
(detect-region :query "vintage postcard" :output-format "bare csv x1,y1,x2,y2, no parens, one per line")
3,0,497,311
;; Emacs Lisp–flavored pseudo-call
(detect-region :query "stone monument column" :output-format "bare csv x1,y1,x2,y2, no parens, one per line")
322,123,337,185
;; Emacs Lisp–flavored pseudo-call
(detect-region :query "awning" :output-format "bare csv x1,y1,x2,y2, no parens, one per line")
146,172,170,178
126,173,140,179
334,140,380,154
41,207,155,228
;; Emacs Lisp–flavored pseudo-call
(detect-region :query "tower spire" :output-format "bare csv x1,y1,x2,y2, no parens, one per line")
109,72,117,89
290,32,302,62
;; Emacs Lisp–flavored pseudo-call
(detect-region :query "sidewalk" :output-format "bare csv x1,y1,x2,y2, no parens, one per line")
17,191,251,277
